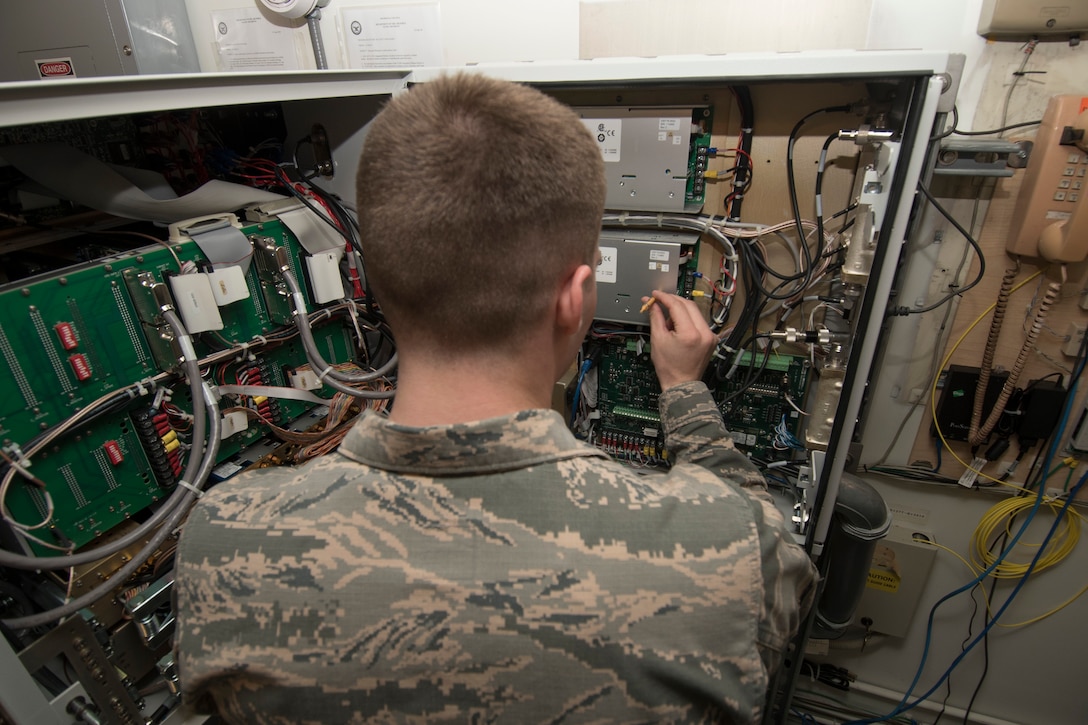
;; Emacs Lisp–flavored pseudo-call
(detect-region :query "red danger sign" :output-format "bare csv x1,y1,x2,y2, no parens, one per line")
36,58,75,79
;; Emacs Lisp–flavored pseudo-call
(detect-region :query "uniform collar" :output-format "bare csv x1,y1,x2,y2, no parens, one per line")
337,408,607,475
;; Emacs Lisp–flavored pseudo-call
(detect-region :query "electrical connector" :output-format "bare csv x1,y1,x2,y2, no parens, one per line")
769,327,832,345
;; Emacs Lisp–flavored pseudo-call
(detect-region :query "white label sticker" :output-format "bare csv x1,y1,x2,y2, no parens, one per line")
658,131,668,141
582,119,622,162
673,135,683,145
661,263,670,273
212,461,243,480
597,246,618,283
36,57,76,79
649,250,669,261
659,118,683,131
648,262,658,270
1046,210,1073,220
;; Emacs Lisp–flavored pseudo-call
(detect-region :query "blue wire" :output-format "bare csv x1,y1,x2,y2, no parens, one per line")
908,473,1087,705
933,436,942,472
845,357,1087,725
570,358,593,427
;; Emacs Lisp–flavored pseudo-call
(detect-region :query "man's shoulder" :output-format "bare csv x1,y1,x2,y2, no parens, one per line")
186,452,366,528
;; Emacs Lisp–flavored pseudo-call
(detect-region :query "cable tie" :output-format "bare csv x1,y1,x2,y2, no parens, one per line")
254,335,268,346
175,479,203,498
316,365,334,381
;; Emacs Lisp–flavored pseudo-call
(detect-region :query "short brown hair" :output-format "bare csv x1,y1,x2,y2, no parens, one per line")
356,72,606,350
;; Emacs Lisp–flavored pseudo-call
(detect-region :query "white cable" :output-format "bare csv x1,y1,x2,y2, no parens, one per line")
216,384,327,405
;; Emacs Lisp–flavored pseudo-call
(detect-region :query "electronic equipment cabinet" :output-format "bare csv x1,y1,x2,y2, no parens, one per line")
0,52,959,724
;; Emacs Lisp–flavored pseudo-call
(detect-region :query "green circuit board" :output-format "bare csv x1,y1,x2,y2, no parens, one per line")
686,107,714,209
0,219,355,552
711,352,810,460
594,339,810,463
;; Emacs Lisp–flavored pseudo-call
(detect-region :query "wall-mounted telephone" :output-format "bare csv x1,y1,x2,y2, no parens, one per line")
1006,95,1088,263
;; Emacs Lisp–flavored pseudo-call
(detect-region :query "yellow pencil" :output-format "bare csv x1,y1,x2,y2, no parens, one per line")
639,297,657,314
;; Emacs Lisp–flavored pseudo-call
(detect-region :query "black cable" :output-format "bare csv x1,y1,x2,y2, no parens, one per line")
888,182,986,315
953,119,1042,137
273,164,355,248
931,106,960,142
723,237,766,350
786,105,850,292
928,104,1042,140
293,136,319,180
304,178,363,255
738,238,807,301
728,86,754,221
961,552,1002,724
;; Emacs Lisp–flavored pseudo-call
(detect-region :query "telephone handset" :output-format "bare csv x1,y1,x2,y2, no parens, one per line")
1007,95,1088,262
1040,105,1088,262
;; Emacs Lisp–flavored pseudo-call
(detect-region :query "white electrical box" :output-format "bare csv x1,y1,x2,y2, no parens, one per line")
978,0,1088,39
0,0,199,81
853,524,938,638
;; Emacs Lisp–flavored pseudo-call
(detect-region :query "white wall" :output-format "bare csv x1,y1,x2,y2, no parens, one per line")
184,0,579,71
579,0,873,58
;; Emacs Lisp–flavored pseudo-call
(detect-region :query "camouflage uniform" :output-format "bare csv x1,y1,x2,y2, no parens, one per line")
174,381,816,724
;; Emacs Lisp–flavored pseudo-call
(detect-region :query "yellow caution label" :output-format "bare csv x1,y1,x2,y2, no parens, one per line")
866,569,900,593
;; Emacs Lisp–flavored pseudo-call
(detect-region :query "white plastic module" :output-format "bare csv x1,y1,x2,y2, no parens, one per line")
305,251,346,304
207,266,251,306
168,273,224,332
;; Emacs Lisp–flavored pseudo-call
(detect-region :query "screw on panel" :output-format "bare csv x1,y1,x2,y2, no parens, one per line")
122,45,133,56
21,288,30,296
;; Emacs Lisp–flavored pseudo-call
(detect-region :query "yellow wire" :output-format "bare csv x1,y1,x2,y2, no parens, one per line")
998,580,1088,628
929,270,1043,490
921,530,1088,628
972,496,1081,578
918,538,993,614
916,267,1088,629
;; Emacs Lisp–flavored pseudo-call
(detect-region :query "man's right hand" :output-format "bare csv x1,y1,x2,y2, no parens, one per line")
644,291,717,391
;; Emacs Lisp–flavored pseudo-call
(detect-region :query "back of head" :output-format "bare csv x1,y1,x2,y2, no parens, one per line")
356,73,606,351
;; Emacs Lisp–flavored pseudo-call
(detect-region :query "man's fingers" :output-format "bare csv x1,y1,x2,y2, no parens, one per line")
651,291,710,339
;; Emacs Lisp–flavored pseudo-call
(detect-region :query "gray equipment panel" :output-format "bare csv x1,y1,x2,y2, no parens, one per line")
577,107,695,212
594,229,693,324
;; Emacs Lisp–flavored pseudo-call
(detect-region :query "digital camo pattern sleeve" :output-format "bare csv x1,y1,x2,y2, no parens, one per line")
659,381,818,674
174,407,782,724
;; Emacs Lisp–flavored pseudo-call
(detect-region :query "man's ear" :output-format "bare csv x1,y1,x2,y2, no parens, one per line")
556,264,594,334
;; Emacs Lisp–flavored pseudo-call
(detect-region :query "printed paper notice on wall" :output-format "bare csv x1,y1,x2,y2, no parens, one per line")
341,4,443,69
581,119,622,162
212,8,301,71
